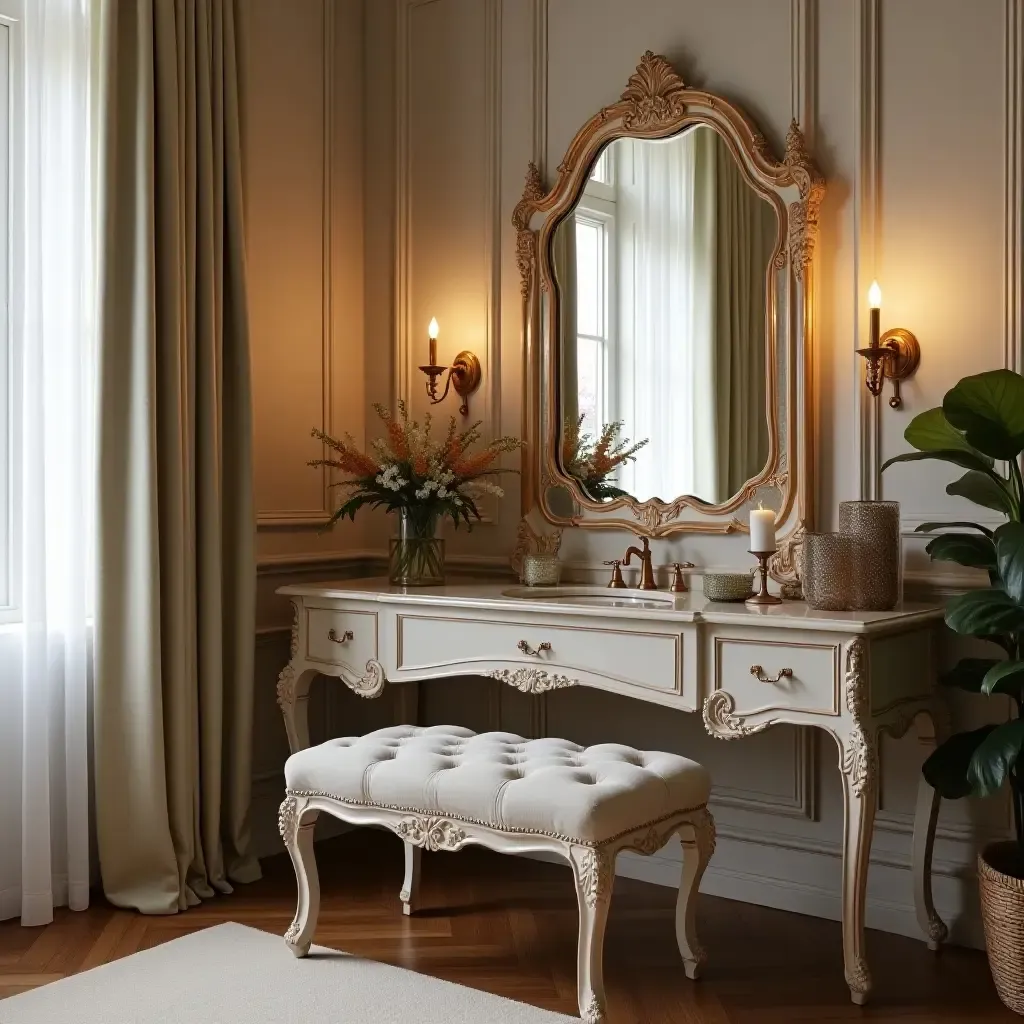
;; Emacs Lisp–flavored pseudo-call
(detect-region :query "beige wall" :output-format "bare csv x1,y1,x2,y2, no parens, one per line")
244,0,1021,944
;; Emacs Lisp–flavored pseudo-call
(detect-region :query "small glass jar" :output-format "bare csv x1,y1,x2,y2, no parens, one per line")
839,500,901,610
522,553,561,587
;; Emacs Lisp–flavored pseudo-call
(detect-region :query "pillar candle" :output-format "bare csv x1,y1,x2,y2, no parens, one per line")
750,505,776,553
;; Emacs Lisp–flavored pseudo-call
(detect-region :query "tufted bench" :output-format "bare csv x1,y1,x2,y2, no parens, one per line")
278,725,715,1024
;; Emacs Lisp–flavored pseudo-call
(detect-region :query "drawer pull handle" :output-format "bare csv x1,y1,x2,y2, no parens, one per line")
750,664,793,684
328,629,354,645
517,640,552,657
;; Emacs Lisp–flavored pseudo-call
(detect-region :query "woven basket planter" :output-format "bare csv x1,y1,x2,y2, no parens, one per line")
979,842,1024,1014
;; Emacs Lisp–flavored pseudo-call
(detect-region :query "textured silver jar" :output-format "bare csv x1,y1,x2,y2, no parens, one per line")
522,553,561,587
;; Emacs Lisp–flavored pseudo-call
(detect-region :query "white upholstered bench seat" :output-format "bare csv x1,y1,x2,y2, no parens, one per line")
279,726,716,1024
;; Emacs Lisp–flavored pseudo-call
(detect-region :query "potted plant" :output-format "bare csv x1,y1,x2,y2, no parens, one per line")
562,416,649,501
882,368,1024,1013
310,402,522,586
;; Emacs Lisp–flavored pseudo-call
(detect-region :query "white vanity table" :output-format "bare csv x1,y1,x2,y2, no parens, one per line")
275,577,948,1006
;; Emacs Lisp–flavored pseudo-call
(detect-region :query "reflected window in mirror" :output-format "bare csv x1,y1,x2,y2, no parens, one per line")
556,125,778,507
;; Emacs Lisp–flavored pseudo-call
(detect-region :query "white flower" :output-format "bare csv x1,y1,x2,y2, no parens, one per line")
438,486,449,499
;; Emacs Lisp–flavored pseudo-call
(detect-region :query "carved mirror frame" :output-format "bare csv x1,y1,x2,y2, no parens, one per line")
513,52,823,582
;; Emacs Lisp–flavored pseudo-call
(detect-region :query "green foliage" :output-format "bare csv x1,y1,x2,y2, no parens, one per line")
882,369,1024,843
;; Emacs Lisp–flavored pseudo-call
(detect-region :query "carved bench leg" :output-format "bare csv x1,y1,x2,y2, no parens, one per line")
569,845,612,1024
676,808,715,980
279,796,320,957
401,842,422,916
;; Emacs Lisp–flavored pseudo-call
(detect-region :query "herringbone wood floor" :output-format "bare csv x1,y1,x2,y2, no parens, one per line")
0,830,1012,1022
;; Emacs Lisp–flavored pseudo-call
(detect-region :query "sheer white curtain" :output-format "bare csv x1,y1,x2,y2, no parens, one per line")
617,131,717,501
0,0,95,926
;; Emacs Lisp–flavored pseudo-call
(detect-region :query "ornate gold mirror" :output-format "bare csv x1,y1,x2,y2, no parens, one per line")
514,52,823,576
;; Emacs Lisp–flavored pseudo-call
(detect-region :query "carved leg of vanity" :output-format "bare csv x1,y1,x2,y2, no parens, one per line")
839,732,876,1005
911,706,948,950
279,797,320,957
401,843,422,916
569,845,612,1024
676,809,715,980
277,666,318,754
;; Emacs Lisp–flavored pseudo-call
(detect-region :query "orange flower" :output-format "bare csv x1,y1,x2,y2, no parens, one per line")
452,449,497,479
443,437,462,467
339,450,381,477
413,452,429,477
386,419,408,460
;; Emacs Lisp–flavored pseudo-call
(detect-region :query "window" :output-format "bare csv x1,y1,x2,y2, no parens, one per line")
0,0,20,621
573,148,617,436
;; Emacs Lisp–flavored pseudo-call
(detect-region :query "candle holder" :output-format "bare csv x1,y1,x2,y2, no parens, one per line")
746,550,782,607
418,351,481,417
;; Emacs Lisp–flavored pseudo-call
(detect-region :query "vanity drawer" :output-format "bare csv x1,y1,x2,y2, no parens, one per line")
397,614,682,694
305,607,378,671
712,635,840,716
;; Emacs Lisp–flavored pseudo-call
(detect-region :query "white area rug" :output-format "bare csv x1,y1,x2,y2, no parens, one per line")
0,922,578,1024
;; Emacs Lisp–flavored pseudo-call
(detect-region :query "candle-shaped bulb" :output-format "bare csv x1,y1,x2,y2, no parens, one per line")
428,317,439,365
867,281,881,349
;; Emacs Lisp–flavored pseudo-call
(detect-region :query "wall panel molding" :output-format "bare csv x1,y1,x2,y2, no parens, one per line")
393,0,503,471
1007,0,1023,373
854,0,880,501
257,0,336,530
714,726,817,820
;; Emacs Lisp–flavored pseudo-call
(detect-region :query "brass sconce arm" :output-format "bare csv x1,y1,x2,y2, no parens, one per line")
418,350,482,417
856,328,921,409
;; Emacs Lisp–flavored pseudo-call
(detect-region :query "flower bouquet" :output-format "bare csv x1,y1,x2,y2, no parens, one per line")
561,416,649,501
310,403,522,585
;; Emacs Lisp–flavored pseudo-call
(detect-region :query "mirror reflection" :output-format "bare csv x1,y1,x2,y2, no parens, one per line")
555,125,777,506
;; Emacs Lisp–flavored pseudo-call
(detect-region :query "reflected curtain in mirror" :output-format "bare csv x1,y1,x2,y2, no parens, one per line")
555,125,776,508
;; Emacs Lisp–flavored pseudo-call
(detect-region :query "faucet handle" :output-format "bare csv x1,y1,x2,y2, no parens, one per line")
669,561,695,593
603,559,626,589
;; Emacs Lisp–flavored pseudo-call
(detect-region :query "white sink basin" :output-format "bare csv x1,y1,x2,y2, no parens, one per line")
501,586,676,609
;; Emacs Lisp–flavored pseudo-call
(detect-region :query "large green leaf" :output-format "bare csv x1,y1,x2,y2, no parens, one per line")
941,657,1001,693
945,588,1024,636
969,719,1024,797
946,470,1017,517
915,521,994,537
996,521,1024,604
923,726,997,799
881,449,1001,477
982,659,1024,696
943,369,1024,461
925,533,997,570
903,406,991,461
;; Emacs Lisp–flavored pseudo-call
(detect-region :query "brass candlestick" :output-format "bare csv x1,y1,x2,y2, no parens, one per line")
746,550,782,607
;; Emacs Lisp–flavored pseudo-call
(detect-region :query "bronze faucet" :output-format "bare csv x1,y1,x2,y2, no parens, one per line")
622,537,657,590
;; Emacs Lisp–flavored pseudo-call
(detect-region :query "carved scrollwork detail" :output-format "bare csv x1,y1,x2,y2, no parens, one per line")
769,524,805,584
782,120,824,281
513,162,545,300
689,807,717,860
927,914,949,946
284,917,301,945
631,501,667,533
579,847,612,907
344,660,387,699
278,795,299,853
289,599,300,659
392,817,467,852
702,691,773,740
581,994,606,1024
486,667,578,694
844,955,872,999
840,638,876,799
276,663,298,711
615,50,687,129
623,826,669,856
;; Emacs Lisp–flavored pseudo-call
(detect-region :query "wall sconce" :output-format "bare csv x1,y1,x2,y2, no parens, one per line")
855,282,921,409
418,317,481,417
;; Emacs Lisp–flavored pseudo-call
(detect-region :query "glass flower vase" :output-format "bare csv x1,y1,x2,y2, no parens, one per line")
389,509,445,587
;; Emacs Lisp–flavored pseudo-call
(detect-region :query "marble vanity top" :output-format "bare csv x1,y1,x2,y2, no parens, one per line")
278,577,943,635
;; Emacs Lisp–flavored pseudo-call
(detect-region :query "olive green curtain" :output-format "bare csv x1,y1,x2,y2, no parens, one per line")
712,133,775,503
94,0,261,914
